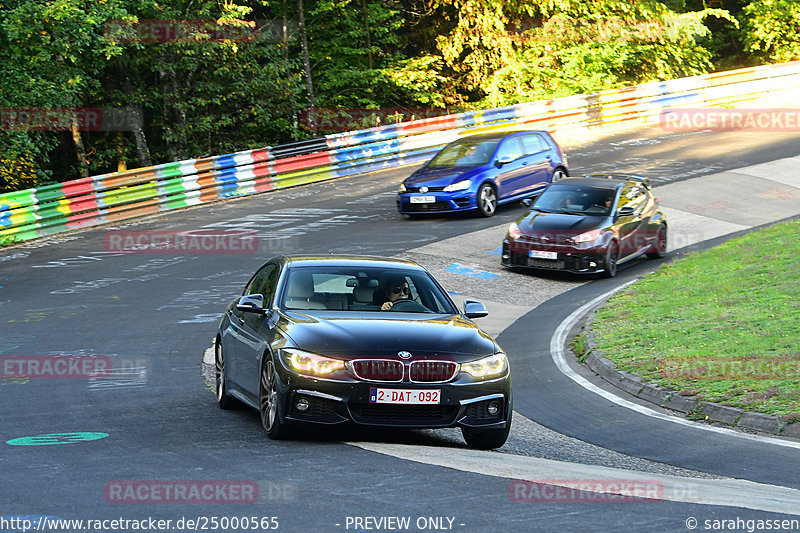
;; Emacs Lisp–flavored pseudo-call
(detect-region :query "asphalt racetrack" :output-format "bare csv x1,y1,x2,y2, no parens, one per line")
2,125,800,532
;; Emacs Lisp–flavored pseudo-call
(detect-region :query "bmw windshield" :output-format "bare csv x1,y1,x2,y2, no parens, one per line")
280,266,458,314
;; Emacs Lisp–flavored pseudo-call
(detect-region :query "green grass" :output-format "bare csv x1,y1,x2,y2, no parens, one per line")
591,219,800,419
0,236,21,249
571,330,589,362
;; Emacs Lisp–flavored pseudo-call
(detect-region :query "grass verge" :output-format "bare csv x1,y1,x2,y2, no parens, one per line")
591,218,800,418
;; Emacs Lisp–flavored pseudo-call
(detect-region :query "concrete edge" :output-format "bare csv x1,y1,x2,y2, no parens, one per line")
573,290,798,440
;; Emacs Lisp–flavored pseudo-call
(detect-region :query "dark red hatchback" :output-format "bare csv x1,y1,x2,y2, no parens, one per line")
501,174,668,277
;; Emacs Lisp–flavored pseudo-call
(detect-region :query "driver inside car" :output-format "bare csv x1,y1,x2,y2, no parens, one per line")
380,277,411,310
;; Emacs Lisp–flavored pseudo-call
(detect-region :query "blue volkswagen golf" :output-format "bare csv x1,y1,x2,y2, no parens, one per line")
397,131,568,217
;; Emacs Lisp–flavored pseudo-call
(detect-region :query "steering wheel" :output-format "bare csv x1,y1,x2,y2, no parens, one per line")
388,300,429,312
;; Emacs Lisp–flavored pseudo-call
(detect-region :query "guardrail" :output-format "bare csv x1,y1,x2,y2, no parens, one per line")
2,60,799,244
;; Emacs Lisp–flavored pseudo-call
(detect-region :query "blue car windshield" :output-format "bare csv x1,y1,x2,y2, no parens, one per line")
428,139,499,167
533,185,616,215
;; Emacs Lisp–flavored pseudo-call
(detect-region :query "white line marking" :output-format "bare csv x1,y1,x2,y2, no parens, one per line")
550,283,800,450
349,442,800,515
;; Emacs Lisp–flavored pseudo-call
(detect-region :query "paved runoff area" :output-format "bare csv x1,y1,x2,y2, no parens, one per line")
371,154,800,511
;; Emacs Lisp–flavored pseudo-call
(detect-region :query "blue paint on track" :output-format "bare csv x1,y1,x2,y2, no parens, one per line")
485,246,502,256
444,263,500,280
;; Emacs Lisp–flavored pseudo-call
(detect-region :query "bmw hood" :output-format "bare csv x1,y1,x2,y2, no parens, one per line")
404,166,481,188
278,312,497,360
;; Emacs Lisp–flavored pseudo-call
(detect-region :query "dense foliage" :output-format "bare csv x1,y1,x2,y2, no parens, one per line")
0,0,796,190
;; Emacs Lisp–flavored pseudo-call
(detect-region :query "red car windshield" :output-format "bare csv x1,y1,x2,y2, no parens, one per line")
533,185,616,215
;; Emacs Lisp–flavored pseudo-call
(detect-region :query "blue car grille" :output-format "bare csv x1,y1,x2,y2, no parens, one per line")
403,201,452,213
404,186,447,193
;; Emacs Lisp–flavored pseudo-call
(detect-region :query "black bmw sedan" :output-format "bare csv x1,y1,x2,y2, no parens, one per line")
501,174,668,277
215,256,512,449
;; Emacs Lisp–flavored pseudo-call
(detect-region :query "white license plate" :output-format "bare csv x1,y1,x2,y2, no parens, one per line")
529,250,558,260
410,196,436,204
370,388,440,404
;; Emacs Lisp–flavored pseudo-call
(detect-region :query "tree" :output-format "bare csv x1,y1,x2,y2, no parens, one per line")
743,0,800,62
432,0,734,107
0,0,130,184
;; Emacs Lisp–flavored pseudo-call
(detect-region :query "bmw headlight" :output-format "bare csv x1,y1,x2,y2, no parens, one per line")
443,179,471,192
461,352,508,378
281,349,347,378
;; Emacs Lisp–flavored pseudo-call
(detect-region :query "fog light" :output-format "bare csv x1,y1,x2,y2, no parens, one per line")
296,397,310,412
487,401,500,416
589,261,597,267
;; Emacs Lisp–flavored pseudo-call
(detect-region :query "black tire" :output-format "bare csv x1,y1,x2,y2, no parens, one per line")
259,359,290,439
603,240,619,278
551,167,567,182
646,225,667,259
476,183,498,217
215,341,237,410
462,409,512,450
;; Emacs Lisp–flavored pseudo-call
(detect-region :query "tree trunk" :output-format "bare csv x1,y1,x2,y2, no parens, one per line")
282,0,290,63
71,120,89,178
119,64,152,167
297,0,316,130
361,0,373,69
115,132,127,172
169,69,189,161
127,104,152,167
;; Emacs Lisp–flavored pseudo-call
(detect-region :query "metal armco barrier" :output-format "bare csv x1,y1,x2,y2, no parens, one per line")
2,60,800,244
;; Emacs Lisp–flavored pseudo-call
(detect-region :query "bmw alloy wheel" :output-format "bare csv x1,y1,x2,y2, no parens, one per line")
260,359,289,439
215,342,235,409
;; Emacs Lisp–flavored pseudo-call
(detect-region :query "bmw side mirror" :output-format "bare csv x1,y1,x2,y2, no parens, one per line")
464,299,488,319
617,206,635,217
237,294,267,314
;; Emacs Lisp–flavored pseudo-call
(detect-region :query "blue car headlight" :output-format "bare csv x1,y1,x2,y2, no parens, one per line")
398,183,407,192
443,179,471,192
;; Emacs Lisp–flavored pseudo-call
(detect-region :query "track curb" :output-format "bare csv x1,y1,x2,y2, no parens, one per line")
572,287,799,440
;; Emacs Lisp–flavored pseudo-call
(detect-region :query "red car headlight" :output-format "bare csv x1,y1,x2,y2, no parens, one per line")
572,229,603,244
508,222,523,240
